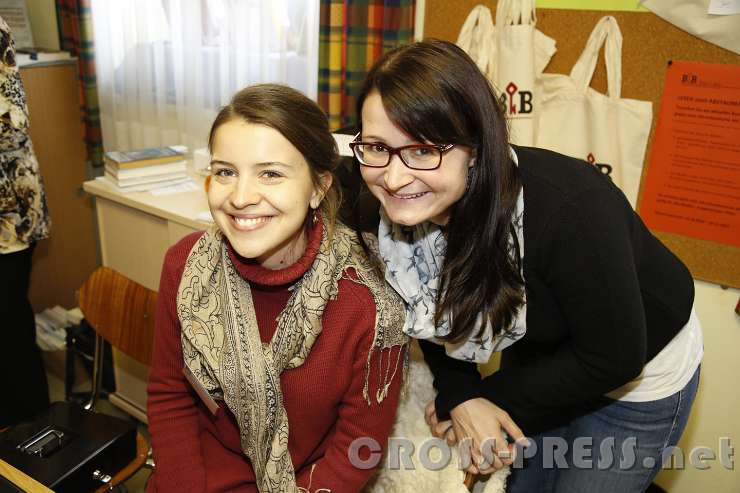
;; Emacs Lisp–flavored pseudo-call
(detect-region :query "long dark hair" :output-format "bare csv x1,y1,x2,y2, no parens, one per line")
208,84,341,232
356,40,524,343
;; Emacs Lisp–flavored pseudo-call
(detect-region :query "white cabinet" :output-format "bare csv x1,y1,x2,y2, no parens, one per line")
83,176,210,420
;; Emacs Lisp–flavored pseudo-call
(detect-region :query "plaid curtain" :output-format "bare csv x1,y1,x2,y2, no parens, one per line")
56,0,103,168
319,0,415,131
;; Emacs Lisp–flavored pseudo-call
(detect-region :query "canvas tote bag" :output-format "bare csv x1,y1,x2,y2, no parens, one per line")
457,1,556,145
641,0,740,55
534,16,652,208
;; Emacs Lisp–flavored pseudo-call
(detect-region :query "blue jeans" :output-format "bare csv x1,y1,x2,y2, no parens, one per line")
507,366,700,493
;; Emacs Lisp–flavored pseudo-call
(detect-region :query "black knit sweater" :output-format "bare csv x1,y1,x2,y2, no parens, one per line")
422,145,695,436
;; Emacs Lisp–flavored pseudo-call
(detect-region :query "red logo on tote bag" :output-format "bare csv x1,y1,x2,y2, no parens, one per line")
501,82,533,116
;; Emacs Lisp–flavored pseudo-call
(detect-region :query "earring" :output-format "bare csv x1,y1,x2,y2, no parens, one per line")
312,208,318,226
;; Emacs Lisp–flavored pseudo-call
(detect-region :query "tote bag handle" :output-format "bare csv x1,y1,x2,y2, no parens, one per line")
456,5,496,76
495,0,536,26
570,16,622,99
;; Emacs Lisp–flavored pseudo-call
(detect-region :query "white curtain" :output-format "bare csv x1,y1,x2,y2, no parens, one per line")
91,0,319,153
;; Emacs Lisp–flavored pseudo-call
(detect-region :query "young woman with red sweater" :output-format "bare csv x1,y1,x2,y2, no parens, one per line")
146,84,407,493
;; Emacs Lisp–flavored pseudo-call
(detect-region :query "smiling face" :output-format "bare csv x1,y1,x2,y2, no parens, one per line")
208,119,327,269
359,91,472,227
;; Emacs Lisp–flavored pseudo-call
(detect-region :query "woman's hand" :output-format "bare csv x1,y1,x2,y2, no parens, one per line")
424,400,458,445
449,398,525,475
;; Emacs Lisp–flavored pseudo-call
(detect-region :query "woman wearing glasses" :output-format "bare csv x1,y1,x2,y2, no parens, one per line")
351,40,702,492
147,84,406,493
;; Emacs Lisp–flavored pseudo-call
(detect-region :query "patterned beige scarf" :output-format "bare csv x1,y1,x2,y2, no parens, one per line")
177,222,406,493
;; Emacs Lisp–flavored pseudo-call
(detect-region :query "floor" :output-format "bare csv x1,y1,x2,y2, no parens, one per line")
46,369,152,492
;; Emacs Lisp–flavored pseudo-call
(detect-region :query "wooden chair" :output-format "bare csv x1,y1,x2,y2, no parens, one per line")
77,266,158,491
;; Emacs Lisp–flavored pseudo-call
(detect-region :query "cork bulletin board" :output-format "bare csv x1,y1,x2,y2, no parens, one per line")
424,1,740,288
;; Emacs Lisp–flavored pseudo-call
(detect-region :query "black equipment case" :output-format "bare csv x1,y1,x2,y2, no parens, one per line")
0,402,136,492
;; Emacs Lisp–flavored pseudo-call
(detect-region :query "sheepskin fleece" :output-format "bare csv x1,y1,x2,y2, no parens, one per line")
364,342,508,493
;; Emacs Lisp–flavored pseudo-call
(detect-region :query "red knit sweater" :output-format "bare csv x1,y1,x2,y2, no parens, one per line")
147,221,404,493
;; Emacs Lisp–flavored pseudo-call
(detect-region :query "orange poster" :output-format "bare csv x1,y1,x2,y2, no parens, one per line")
639,60,740,247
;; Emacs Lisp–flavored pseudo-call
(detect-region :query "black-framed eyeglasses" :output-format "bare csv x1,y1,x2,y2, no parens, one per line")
348,133,454,171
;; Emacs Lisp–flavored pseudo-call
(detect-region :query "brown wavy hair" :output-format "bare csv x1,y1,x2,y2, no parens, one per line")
208,84,341,234
356,40,524,343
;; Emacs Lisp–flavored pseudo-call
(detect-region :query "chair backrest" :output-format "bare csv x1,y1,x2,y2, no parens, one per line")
78,267,157,366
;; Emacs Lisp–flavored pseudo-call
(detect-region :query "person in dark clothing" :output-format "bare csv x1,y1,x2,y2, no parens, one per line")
0,17,50,428
351,39,702,492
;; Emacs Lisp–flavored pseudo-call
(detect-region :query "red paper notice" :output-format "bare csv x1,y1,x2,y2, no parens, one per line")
639,60,740,247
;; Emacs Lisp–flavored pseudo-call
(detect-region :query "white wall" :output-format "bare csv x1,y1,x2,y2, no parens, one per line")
655,281,740,493
26,0,59,51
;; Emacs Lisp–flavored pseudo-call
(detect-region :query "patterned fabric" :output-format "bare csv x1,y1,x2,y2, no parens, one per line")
0,17,50,254
177,222,406,493
318,0,415,130
56,0,103,168
377,148,526,364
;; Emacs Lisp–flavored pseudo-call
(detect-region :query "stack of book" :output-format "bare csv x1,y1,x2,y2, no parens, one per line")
16,48,73,66
104,146,189,192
